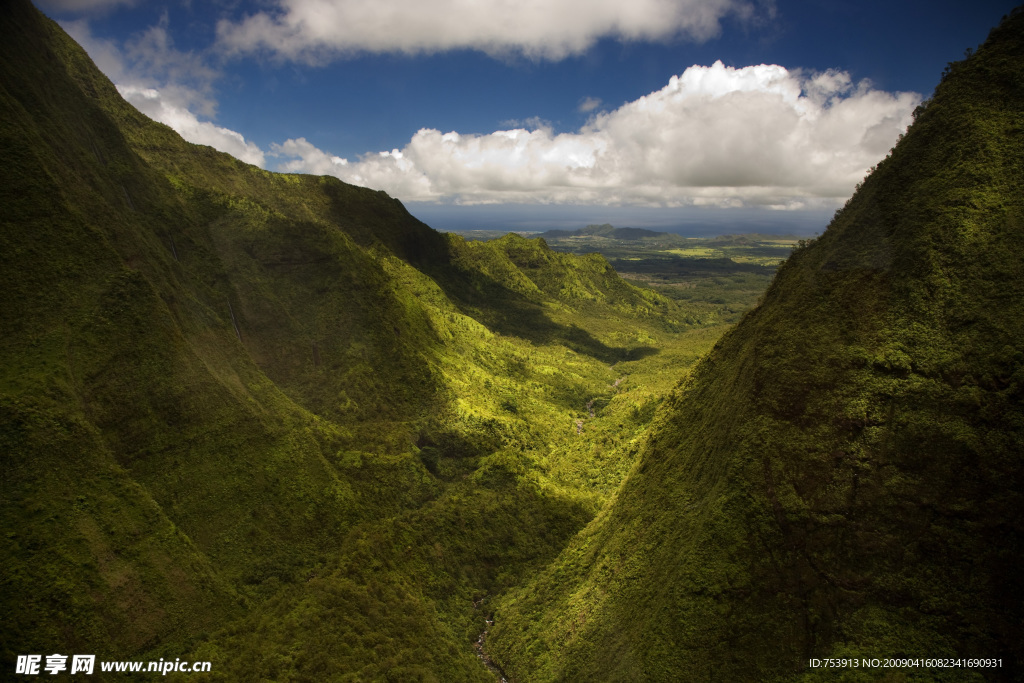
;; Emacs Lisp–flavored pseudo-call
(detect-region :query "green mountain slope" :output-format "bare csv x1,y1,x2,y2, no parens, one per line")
490,9,1024,682
0,0,401,659
0,2,725,678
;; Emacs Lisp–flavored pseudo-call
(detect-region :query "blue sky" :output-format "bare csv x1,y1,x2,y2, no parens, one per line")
42,0,1019,235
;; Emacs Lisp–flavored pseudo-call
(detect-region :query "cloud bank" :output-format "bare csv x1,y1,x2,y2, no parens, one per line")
62,13,917,210
273,61,920,208
217,0,758,62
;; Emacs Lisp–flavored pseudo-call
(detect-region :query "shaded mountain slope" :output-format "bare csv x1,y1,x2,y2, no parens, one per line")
491,9,1024,682
0,0,393,657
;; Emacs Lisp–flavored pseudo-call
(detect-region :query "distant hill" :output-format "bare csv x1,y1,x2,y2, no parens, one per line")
540,223,666,240
491,8,1024,681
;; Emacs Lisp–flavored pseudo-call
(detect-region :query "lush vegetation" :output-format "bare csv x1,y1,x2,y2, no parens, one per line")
453,229,799,328
2,1,1021,680
489,9,1024,682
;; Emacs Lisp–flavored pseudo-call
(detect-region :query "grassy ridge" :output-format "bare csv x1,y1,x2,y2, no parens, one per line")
490,10,1024,681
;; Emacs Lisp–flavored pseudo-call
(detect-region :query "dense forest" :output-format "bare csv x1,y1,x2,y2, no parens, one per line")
1,0,1021,680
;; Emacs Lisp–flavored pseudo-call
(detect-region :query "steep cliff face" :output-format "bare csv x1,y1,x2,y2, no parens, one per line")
491,9,1024,681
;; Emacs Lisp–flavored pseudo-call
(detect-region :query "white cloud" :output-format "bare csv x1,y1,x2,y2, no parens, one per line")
119,86,266,166
217,0,758,62
578,96,603,113
271,61,919,208
121,15,222,117
60,19,266,167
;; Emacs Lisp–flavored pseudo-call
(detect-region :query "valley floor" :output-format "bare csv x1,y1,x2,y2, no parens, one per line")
190,240,774,681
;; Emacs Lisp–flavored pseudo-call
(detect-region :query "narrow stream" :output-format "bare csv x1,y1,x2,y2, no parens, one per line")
472,596,508,682
474,620,507,682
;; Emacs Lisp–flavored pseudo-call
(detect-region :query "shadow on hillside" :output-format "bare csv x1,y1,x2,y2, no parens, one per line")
316,193,661,365
421,260,657,365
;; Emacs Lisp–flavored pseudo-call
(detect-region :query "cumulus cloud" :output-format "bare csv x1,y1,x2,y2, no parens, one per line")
272,61,920,208
217,0,758,62
60,18,266,166
578,96,603,113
